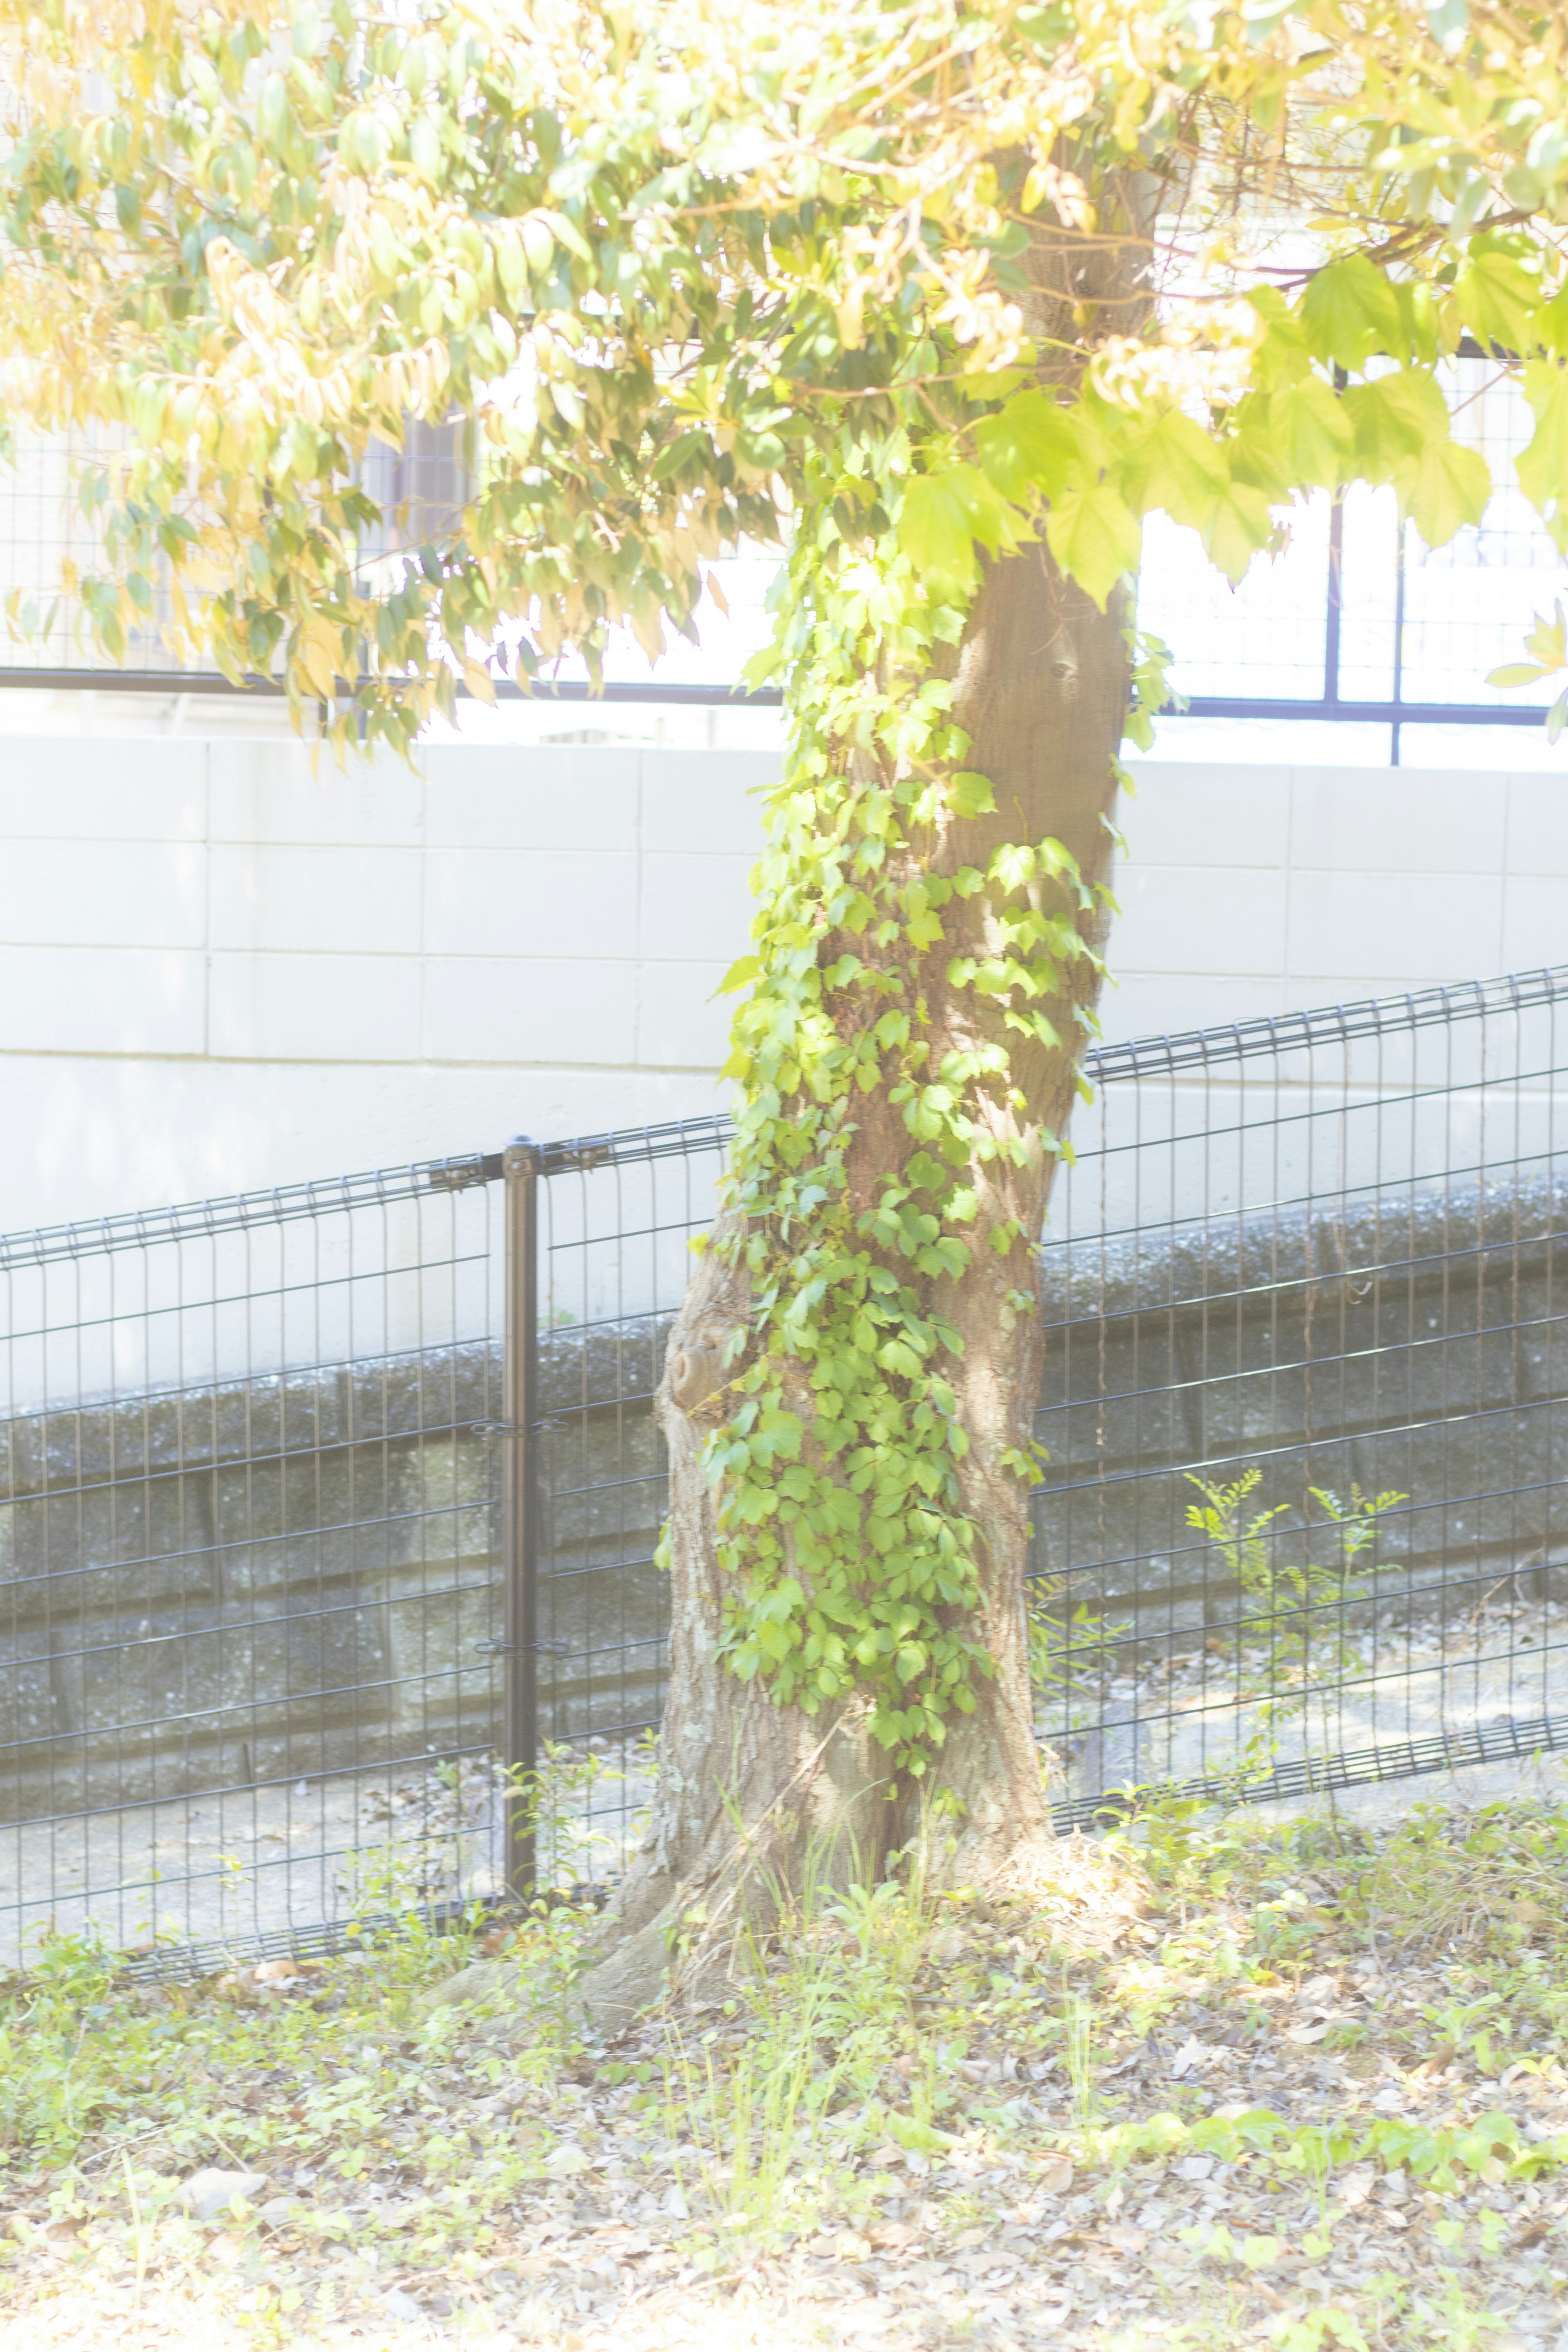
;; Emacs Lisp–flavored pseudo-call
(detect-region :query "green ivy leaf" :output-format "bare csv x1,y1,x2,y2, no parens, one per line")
1044,483,1141,609
945,771,996,818
898,465,1011,589
1392,437,1492,546
1456,241,1539,353
973,390,1080,504
1301,254,1403,370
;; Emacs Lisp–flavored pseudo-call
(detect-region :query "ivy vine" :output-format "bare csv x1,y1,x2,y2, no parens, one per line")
697,391,1124,1777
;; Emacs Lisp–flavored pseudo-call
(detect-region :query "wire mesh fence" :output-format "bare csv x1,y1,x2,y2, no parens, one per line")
1125,352,1566,744
1037,964,1568,1826
524,964,1568,1873
0,1155,510,1975
526,1120,731,1891
2,965,1566,1973
0,422,475,690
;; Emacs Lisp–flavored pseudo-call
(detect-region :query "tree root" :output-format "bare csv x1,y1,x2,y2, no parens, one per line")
571,1917,678,2031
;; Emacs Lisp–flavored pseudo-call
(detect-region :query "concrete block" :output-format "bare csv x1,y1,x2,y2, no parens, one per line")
0,739,208,841
0,1349,505,1810
209,844,423,956
637,962,733,1069
1500,875,1568,972
422,744,638,851
1118,764,1289,869
0,945,205,1055
533,1373,668,1736
1098,973,1289,1046
637,853,755,964
209,742,422,846
209,954,423,1063
1112,862,1289,978
1291,768,1506,874
0,838,206,949
423,955,637,1067
1287,869,1504,982
423,849,637,960
537,1314,672,1419
639,749,775,855
1028,1168,1568,1628
1507,773,1568,878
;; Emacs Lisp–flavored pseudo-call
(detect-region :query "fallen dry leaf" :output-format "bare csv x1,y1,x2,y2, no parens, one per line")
868,2222,919,2250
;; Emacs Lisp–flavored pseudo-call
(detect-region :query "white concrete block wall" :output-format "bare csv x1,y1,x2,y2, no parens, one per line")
0,739,1561,1232
1105,763,1565,1036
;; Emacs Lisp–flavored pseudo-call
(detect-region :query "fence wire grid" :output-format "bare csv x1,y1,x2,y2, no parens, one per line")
2,356,1564,753
2,964,1566,1974
0,1156,509,1976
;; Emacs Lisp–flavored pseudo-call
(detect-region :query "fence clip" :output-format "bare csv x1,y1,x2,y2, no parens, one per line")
427,1153,504,1192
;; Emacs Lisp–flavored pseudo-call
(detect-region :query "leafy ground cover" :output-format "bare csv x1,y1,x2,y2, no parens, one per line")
3,1793,1568,2352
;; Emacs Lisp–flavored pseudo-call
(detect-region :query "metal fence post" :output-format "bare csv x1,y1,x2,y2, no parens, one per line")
502,1136,539,1900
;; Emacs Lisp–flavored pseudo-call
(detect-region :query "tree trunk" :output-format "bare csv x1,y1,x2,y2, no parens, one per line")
578,189,1152,2018
579,551,1132,2009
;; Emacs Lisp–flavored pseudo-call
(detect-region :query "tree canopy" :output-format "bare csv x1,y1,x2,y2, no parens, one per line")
4,0,1568,1844
4,1,1567,740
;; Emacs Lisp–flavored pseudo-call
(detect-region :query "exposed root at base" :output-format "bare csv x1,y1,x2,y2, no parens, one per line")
977,1827,1153,1954
566,1832,1152,2029
418,1832,1155,2036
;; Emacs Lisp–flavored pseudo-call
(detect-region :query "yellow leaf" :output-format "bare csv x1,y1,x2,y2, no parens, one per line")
298,617,340,699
